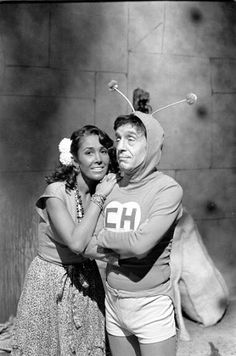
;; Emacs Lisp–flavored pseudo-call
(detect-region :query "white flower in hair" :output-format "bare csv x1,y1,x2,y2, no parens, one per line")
58,138,73,166
58,138,72,153
59,152,73,166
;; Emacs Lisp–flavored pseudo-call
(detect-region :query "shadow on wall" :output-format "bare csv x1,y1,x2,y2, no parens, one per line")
0,3,104,172
188,2,236,45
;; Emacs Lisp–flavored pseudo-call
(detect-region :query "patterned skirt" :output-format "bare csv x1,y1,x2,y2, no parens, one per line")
11,256,108,356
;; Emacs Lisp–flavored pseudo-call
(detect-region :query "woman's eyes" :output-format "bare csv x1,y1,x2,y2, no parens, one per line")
84,149,108,155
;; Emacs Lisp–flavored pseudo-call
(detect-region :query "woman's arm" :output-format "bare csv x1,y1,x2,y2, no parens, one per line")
83,233,119,263
96,183,183,259
46,174,116,255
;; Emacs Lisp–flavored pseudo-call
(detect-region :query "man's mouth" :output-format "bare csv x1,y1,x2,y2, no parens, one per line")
118,156,130,160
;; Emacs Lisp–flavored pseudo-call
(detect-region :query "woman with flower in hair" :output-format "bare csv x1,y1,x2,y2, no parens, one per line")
12,125,118,356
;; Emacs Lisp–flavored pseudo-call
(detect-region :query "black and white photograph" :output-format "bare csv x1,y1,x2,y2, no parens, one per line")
0,1,235,355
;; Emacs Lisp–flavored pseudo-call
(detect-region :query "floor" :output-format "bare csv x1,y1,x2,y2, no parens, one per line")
176,298,236,356
1,300,236,356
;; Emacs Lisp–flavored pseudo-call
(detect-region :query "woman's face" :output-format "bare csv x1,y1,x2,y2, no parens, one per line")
76,134,110,181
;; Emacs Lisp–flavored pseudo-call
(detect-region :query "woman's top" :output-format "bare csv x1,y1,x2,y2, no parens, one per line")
36,181,85,265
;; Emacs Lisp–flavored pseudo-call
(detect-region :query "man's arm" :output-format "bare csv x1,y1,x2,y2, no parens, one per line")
96,183,183,258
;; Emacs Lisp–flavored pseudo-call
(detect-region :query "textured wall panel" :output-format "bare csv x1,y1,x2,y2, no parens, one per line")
157,101,211,170
50,3,128,72
0,66,95,99
128,2,164,53
0,4,50,66
163,2,236,57
176,168,236,219
0,172,45,321
212,94,236,168
211,59,236,94
0,96,95,172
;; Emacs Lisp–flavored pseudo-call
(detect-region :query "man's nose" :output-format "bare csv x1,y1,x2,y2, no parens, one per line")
116,138,126,151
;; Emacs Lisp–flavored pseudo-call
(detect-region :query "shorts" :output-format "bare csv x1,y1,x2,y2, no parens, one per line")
105,283,176,344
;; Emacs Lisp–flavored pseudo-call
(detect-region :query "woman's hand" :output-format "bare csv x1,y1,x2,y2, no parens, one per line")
83,234,119,263
95,173,117,197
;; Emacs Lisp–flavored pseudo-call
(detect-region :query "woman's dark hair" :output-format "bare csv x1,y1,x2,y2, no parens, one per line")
45,125,118,190
113,114,147,137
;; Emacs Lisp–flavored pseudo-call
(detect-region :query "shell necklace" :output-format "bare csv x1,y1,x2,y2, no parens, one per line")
74,183,90,290
74,183,84,222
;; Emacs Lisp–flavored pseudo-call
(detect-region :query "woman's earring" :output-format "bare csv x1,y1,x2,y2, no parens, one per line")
73,164,80,174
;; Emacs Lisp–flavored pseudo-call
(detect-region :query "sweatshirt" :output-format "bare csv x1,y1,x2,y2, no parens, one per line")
96,111,183,296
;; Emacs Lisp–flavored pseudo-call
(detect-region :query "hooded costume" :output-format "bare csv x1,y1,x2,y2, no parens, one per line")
96,111,183,297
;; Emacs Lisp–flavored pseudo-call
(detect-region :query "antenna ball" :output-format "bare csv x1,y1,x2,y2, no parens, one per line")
186,93,197,105
108,80,118,91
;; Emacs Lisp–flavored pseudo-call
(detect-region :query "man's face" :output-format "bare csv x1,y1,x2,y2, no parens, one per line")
115,123,147,173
